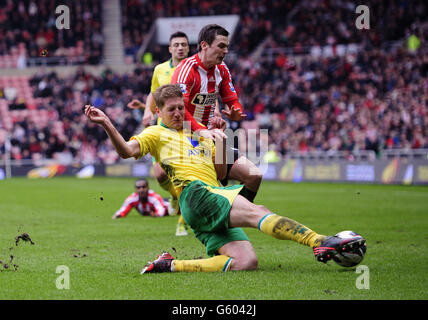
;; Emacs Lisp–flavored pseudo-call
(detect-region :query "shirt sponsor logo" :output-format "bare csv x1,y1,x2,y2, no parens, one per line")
191,92,218,106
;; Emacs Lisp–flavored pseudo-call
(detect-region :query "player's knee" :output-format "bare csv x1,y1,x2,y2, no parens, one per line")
255,204,270,216
248,167,262,185
232,254,258,271
241,165,262,187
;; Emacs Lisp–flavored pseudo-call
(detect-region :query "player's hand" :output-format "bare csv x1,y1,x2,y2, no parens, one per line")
222,105,247,121
84,105,109,125
127,99,145,110
142,108,154,127
196,128,227,141
211,116,226,131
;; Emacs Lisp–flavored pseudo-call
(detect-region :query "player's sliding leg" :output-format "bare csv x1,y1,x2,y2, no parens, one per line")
141,194,327,274
226,156,262,203
229,195,327,248
141,241,257,274
229,196,366,264
141,253,233,274
175,214,188,236
140,183,364,274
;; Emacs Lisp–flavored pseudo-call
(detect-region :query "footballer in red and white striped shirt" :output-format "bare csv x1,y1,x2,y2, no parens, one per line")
172,24,261,203
171,25,246,130
112,179,168,218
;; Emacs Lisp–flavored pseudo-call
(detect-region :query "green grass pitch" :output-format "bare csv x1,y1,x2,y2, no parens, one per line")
0,177,427,300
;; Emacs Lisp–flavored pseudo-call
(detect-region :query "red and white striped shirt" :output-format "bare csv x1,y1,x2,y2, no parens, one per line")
171,53,242,130
114,190,167,218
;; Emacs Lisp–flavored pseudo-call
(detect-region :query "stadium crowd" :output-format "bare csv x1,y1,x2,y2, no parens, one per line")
0,0,427,164
1,46,427,164
0,0,103,65
267,0,427,51
122,0,427,62
227,48,428,157
122,0,300,61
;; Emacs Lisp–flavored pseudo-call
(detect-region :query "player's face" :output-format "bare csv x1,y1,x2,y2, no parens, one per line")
158,97,185,130
135,181,148,197
169,37,189,61
205,35,229,65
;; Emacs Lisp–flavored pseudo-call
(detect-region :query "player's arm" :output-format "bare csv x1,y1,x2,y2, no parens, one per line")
149,193,167,217
213,135,227,181
185,109,226,140
84,105,140,159
112,197,135,219
222,103,247,121
219,65,247,121
146,92,156,113
127,99,145,110
139,65,160,126
142,92,155,127
214,99,221,117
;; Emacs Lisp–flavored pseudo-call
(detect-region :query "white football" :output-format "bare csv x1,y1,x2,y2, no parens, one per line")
333,231,367,267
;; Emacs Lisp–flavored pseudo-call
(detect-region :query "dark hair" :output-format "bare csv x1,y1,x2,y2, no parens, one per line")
135,178,148,187
197,24,229,52
169,31,189,44
153,84,183,109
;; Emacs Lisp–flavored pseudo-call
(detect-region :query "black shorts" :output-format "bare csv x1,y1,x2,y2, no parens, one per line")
220,147,240,186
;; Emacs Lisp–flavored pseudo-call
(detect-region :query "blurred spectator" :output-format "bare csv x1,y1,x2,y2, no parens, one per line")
0,0,103,65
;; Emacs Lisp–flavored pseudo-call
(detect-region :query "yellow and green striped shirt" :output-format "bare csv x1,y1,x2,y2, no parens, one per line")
150,59,176,93
131,123,219,196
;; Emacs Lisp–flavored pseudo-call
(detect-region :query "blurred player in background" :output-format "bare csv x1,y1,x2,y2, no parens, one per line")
112,178,170,219
127,31,190,236
171,24,262,203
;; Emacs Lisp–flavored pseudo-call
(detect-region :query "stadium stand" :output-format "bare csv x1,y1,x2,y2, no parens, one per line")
0,0,103,66
0,0,427,165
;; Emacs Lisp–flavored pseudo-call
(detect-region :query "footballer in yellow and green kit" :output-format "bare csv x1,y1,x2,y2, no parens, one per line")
131,123,249,256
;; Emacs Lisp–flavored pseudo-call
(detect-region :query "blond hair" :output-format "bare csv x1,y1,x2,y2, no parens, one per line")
153,84,183,109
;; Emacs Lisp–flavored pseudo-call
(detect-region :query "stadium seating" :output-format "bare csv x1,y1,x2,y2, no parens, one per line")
0,0,103,65
0,0,427,164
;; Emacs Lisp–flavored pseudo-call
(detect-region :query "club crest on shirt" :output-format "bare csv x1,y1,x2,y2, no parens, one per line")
179,83,187,94
187,137,199,148
186,136,212,159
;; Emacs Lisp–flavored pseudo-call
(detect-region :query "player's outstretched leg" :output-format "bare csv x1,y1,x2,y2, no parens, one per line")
230,195,366,264
313,235,366,263
224,156,262,203
141,252,233,273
